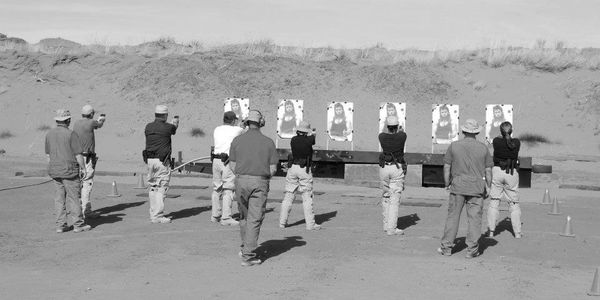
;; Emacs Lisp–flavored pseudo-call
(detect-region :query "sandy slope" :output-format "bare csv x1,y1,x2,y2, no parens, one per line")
1,51,599,165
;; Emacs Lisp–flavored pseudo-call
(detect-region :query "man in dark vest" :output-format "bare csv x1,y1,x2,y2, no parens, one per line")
378,115,407,236
279,120,321,230
144,104,179,224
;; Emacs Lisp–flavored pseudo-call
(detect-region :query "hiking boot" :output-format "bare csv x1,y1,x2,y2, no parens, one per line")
307,224,322,231
241,257,262,267
151,217,172,224
386,228,404,236
211,216,221,223
73,225,91,233
437,247,451,256
465,251,481,259
220,218,239,226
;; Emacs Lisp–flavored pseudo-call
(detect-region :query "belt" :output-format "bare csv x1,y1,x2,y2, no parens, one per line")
236,174,271,180
384,161,396,165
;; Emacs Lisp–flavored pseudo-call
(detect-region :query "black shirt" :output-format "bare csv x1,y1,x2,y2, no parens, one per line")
145,119,177,161
291,134,315,159
492,137,520,163
378,131,407,154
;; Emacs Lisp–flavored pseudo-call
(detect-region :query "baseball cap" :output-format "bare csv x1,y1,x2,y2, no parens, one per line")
155,104,168,114
54,109,71,121
81,104,94,115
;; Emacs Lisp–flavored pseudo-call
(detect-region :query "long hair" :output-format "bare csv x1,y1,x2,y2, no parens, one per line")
386,103,397,116
230,98,242,115
493,105,505,121
500,121,517,150
333,102,346,121
438,104,451,122
283,100,296,118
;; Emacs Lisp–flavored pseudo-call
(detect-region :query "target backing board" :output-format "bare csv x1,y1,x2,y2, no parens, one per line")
224,97,250,120
485,104,513,142
432,104,459,145
327,102,354,142
277,99,304,139
379,102,406,133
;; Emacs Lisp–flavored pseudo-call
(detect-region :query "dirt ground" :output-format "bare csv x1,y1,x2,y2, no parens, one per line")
1,165,599,299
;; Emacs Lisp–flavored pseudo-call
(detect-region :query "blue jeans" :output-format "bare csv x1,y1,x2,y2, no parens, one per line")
441,193,483,254
53,177,85,229
235,175,270,260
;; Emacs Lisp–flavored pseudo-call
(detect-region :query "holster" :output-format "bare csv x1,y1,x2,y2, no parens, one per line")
499,158,519,175
286,153,293,168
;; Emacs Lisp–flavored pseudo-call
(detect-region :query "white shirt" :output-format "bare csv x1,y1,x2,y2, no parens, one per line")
213,125,244,154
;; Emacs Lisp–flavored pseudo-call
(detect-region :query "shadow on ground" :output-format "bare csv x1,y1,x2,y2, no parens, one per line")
287,211,337,228
397,213,420,230
450,236,498,255
254,236,307,262
166,206,211,220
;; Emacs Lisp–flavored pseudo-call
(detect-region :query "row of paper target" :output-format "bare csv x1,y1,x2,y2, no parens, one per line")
225,98,513,144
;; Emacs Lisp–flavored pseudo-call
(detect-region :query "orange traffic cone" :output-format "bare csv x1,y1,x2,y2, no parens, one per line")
541,189,552,205
559,215,575,237
548,197,561,215
107,181,122,197
134,174,146,189
589,267,600,296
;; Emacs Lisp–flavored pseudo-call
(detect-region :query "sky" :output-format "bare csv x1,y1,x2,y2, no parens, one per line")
2,0,600,50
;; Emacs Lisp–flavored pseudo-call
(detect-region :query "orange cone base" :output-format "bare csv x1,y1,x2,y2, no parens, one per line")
548,212,561,215
106,193,122,197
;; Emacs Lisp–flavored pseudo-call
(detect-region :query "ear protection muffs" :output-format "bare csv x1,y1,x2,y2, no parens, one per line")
245,110,266,127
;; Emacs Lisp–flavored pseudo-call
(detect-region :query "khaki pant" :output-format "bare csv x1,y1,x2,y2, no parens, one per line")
441,193,483,255
279,165,316,229
53,177,85,229
235,175,270,260
487,166,522,234
147,158,171,221
379,164,405,232
211,159,236,219
80,157,96,215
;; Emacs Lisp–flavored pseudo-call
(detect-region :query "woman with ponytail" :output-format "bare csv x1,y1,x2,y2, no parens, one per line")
487,121,522,238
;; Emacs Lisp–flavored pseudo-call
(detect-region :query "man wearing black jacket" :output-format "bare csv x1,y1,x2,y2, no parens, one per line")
144,104,179,224
279,120,321,230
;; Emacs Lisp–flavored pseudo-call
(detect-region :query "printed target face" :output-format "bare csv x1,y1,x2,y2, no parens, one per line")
277,99,304,139
379,102,406,133
486,104,513,142
224,97,250,120
327,101,354,142
432,104,459,144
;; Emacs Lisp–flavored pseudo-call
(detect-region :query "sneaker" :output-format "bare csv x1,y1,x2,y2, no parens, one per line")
307,224,322,231
279,223,287,229
85,211,101,219
241,258,262,267
437,247,451,256
151,217,172,224
386,228,404,236
487,230,495,238
220,218,239,226
211,216,221,223
465,251,481,259
73,225,91,233
515,232,522,239
238,251,243,258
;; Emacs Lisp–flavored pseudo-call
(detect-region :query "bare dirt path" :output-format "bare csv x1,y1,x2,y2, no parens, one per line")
1,173,599,299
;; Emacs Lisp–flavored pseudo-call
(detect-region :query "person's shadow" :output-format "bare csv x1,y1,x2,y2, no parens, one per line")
492,217,515,237
166,206,211,220
287,211,337,228
451,236,498,255
87,201,146,226
254,236,307,262
396,213,420,230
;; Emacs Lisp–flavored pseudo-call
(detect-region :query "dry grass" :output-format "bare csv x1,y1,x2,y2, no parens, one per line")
190,127,205,137
37,125,51,131
2,38,600,72
518,133,552,146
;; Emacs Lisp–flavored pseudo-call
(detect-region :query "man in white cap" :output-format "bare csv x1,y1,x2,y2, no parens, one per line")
279,120,321,230
73,104,105,219
143,104,179,224
378,115,407,236
45,109,91,233
438,119,493,258
229,110,278,266
210,111,244,226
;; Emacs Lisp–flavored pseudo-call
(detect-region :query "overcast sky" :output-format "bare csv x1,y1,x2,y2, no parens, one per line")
2,0,600,49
